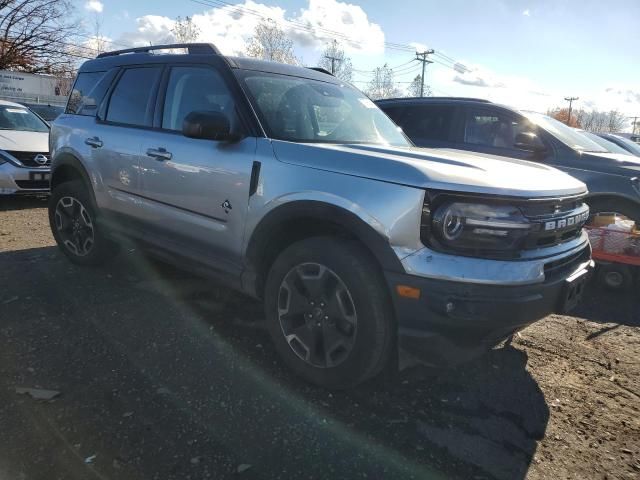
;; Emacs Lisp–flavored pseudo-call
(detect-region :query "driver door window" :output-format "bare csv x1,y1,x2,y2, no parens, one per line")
463,109,542,157
162,66,234,131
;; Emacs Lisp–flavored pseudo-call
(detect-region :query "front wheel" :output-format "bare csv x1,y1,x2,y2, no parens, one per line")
48,180,117,266
264,237,395,389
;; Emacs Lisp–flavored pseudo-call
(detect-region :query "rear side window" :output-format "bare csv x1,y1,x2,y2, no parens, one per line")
464,109,540,149
106,67,162,127
66,71,105,115
399,106,453,142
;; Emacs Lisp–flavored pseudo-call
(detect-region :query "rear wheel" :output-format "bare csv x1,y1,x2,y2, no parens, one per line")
596,263,633,292
264,237,394,389
48,180,117,266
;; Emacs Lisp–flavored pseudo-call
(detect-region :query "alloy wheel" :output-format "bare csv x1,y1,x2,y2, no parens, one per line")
54,196,95,257
277,262,358,368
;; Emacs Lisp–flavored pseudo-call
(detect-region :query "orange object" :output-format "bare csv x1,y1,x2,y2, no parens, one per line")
396,285,421,299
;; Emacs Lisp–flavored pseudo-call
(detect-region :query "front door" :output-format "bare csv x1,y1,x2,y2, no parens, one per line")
138,65,256,272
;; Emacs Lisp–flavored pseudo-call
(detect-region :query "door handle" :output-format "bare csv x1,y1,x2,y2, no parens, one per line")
146,147,172,161
85,136,103,148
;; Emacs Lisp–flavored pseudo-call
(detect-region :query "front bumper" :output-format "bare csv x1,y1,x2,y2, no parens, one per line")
387,242,594,366
0,162,50,194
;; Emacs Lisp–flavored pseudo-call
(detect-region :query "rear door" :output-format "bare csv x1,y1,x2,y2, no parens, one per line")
91,66,163,219
136,64,257,273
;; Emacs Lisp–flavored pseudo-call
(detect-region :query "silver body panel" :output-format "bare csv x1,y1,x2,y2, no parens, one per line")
51,108,590,289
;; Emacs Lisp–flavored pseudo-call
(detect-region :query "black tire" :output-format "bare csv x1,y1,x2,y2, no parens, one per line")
588,198,640,224
264,237,395,389
48,180,117,266
596,263,633,292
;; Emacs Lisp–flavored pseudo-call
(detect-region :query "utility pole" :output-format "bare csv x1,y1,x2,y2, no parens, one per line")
564,96,579,125
415,49,434,97
628,116,639,135
324,39,341,75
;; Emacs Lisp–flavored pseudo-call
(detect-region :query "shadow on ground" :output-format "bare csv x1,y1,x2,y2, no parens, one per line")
0,195,48,211
0,246,550,479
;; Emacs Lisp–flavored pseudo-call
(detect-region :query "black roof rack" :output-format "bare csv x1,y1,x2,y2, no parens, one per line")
376,96,492,103
96,43,221,58
306,67,334,76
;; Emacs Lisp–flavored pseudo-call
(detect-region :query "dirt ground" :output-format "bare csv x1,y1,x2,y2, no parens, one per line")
0,196,638,480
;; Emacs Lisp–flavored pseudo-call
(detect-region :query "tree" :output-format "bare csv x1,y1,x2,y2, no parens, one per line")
548,108,581,128
317,40,352,82
365,64,402,100
0,0,80,73
172,16,200,44
407,74,431,97
548,107,627,133
246,19,298,65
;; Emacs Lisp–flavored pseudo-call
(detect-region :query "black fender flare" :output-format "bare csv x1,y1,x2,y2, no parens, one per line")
243,200,406,296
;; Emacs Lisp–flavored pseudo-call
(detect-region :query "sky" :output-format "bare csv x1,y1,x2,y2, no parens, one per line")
81,0,640,131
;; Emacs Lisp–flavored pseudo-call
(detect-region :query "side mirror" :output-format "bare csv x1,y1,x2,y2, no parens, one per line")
182,110,239,142
514,132,546,153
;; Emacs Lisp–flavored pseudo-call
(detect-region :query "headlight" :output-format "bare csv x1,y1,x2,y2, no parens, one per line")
427,202,532,256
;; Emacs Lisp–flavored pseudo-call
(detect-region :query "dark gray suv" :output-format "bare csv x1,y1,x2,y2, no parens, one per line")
48,45,593,388
377,97,640,222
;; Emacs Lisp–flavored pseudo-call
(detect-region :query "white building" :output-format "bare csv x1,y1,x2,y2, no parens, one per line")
0,70,71,107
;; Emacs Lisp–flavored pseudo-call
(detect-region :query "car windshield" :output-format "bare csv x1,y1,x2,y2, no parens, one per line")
607,134,640,156
579,131,630,154
238,71,410,147
522,111,608,153
0,105,49,132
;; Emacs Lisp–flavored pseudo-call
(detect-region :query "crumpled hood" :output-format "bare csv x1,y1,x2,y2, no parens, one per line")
579,151,640,175
0,130,49,152
272,141,587,198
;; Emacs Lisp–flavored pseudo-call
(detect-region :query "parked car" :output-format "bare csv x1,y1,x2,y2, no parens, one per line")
22,103,65,122
597,133,640,157
0,99,51,195
377,97,640,223
576,129,632,155
49,44,593,388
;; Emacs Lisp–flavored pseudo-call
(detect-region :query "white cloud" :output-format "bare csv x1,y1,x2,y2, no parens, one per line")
115,0,384,56
522,9,530,16
85,0,104,13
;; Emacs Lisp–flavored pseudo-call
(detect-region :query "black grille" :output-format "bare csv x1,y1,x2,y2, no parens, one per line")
15,180,50,189
544,246,591,278
7,151,50,167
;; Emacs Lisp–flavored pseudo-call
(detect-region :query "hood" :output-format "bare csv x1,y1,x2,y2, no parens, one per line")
0,130,49,153
579,151,640,176
272,141,587,198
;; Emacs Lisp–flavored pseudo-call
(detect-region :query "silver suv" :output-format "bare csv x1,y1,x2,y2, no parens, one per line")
49,44,593,388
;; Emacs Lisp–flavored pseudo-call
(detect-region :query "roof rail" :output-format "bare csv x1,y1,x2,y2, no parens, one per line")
306,67,334,76
96,43,221,58
376,96,492,103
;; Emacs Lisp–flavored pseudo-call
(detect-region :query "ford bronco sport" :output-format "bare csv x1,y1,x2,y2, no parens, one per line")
49,44,593,388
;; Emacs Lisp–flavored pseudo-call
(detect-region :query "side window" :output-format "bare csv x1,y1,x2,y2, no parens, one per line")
106,67,162,127
66,71,105,115
399,105,453,142
162,66,234,131
464,109,540,150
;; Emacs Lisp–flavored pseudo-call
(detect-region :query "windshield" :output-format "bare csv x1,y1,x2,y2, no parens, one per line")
522,111,607,152
27,104,64,122
238,72,410,147
607,134,640,156
579,131,630,154
0,105,49,132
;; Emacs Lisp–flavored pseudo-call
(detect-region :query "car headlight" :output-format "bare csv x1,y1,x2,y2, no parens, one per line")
425,201,532,256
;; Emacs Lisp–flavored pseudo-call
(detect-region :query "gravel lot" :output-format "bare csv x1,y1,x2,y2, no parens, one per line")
1,197,639,480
